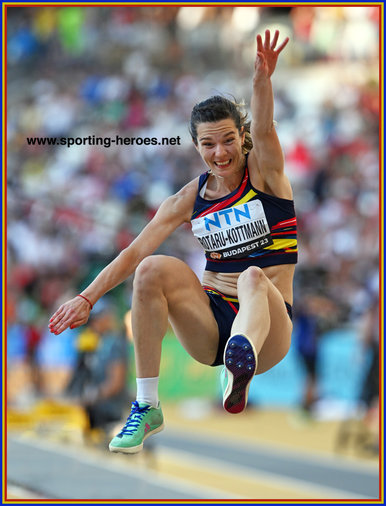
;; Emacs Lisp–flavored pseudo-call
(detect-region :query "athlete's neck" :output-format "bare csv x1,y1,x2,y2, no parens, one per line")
210,156,246,193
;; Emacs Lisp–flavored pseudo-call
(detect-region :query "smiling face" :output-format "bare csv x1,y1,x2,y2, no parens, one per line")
195,119,245,178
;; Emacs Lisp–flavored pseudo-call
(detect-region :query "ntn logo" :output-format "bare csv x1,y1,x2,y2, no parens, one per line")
204,203,253,231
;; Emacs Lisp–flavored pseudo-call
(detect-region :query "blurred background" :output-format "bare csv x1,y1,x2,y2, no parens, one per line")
6,4,380,501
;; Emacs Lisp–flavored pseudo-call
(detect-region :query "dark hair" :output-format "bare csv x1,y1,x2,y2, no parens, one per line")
189,95,253,154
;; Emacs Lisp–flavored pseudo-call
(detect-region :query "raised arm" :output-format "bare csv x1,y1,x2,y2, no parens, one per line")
49,181,198,335
248,29,292,199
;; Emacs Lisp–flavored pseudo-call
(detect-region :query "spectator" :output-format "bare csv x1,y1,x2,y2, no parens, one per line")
66,299,129,438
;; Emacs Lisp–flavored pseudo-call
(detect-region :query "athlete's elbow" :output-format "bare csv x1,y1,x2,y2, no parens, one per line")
251,121,275,138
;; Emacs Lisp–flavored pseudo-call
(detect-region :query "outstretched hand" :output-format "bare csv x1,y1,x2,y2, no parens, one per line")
48,296,92,335
254,29,289,80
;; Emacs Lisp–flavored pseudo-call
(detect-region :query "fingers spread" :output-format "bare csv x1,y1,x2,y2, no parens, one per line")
257,30,289,55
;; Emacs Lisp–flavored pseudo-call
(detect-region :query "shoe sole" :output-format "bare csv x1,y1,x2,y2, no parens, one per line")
223,334,257,414
109,422,164,454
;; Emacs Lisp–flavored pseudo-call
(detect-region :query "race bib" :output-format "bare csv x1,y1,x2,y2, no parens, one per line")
191,200,273,260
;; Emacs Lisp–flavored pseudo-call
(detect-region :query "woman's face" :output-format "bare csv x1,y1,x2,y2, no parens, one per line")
195,118,245,178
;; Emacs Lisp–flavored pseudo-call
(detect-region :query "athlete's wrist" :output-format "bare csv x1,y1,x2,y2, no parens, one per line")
76,294,93,310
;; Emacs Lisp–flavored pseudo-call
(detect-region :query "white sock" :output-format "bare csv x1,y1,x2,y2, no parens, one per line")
136,377,159,408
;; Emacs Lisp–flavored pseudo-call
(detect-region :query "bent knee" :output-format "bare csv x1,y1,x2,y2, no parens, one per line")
237,266,267,292
134,255,170,290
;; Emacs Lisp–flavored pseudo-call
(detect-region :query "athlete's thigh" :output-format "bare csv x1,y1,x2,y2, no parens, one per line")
256,280,293,374
159,257,219,366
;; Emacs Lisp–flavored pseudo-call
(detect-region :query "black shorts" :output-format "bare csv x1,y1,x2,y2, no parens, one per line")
204,286,292,367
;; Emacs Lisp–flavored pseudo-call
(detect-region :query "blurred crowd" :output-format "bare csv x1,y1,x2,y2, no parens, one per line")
6,5,379,425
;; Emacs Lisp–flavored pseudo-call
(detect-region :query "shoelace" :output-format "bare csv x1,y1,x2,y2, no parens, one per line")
119,401,150,436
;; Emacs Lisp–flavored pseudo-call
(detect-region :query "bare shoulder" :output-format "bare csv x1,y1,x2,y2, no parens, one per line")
160,177,199,223
247,148,293,200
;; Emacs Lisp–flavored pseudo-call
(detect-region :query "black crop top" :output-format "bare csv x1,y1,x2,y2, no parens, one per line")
190,161,298,273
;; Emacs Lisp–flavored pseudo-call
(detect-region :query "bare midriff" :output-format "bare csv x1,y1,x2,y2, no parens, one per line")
202,264,295,304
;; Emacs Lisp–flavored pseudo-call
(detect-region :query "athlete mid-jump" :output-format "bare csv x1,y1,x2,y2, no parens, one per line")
49,29,297,454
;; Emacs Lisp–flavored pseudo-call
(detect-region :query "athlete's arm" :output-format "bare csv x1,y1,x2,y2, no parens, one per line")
247,30,292,199
49,180,198,335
